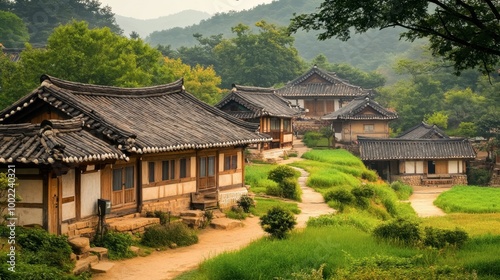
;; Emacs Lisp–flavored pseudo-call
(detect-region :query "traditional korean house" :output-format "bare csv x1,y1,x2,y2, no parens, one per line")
215,84,301,150
0,75,271,236
276,65,372,118
322,96,398,143
358,122,476,186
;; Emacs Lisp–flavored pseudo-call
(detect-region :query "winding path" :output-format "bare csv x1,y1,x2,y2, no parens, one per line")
408,186,448,217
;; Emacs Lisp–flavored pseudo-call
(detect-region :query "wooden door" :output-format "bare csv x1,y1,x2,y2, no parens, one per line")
199,155,216,192
48,177,60,234
435,160,448,174
111,165,136,207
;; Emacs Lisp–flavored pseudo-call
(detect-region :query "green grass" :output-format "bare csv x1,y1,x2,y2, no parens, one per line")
176,226,419,280
434,186,500,213
301,149,365,168
244,163,277,194
421,213,500,236
250,197,300,217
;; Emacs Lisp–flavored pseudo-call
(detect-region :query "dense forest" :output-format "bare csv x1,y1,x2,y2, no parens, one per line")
0,0,498,143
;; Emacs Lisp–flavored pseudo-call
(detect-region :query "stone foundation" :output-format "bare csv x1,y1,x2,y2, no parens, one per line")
451,174,468,185
391,175,422,186
218,187,248,209
62,216,99,238
141,195,191,216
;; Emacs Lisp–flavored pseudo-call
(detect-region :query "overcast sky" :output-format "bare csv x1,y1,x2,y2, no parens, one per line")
99,0,275,19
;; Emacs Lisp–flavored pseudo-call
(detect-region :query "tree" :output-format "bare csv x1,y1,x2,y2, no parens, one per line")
424,111,449,129
289,0,500,74
0,11,29,48
4,0,122,45
214,20,305,87
163,57,223,105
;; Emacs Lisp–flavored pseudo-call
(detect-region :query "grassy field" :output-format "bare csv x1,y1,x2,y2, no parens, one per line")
434,186,500,213
176,149,500,280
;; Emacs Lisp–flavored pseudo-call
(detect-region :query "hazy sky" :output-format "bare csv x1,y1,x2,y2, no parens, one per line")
99,0,275,19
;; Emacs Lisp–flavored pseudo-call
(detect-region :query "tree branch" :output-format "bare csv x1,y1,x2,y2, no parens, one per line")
482,0,500,20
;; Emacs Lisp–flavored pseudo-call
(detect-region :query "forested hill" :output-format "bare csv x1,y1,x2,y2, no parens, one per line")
145,0,421,72
115,10,211,38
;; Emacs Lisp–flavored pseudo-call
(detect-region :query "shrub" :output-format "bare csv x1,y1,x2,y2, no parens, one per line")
361,169,379,182
423,227,469,249
281,177,301,201
17,228,74,272
268,165,297,184
390,181,414,200
94,231,135,260
142,223,198,248
237,195,255,213
146,210,170,225
324,189,354,211
266,183,283,197
260,206,297,239
226,205,248,220
372,218,422,246
467,168,491,186
303,131,322,147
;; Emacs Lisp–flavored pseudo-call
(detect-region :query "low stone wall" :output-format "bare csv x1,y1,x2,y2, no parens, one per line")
391,175,422,186
218,187,248,209
141,195,191,216
452,174,468,185
62,216,99,238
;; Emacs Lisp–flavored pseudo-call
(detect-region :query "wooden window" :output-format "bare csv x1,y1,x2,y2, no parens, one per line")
364,124,374,132
162,160,175,181
148,162,155,183
270,117,280,131
224,155,238,171
112,165,135,206
180,158,190,178
208,156,215,176
283,119,291,132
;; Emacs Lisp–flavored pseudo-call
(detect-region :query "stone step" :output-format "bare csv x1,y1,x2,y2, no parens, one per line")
91,261,115,273
180,210,204,217
89,247,108,261
73,255,99,275
69,237,90,255
210,218,244,230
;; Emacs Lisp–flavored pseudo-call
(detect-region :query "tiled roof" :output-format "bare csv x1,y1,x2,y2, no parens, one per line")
215,84,301,119
0,75,271,155
0,118,126,165
322,97,398,120
397,122,449,139
358,137,476,161
276,66,371,97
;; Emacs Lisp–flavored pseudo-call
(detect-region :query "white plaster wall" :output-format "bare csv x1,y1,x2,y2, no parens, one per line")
61,169,75,197
415,161,424,174
334,99,340,111
283,134,293,142
17,179,43,203
143,186,160,201
181,181,196,194
62,201,75,221
405,161,416,174
297,99,304,108
17,208,43,226
81,171,101,218
448,160,458,174
232,172,242,184
219,174,232,186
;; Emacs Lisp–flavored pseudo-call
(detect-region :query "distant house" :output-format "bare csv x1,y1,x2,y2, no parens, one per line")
358,122,476,186
1,44,23,62
216,84,302,150
322,96,398,143
277,65,371,118
0,75,270,236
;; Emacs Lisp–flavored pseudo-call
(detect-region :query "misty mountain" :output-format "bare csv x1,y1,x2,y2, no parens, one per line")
142,0,424,72
115,10,211,38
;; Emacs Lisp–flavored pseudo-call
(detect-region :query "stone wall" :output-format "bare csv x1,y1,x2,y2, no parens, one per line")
62,216,99,238
219,187,248,209
390,175,422,186
141,195,191,216
452,174,468,185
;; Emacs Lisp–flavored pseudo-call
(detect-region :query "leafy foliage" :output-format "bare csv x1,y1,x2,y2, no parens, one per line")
372,218,422,246
94,231,135,260
0,11,29,48
268,165,298,184
289,0,500,74
141,222,198,248
237,194,255,213
423,227,469,249
260,206,297,239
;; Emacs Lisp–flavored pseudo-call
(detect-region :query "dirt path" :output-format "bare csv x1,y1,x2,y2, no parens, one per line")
93,160,332,280
408,186,448,217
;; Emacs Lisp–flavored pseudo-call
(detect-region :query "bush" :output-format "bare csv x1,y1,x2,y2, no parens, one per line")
361,169,379,182
142,223,198,248
423,227,469,249
324,189,354,211
268,165,297,184
146,210,170,225
237,195,255,213
467,168,491,186
303,131,322,148
281,177,301,201
372,218,422,246
266,183,283,197
94,231,135,260
17,228,74,272
390,181,414,200
351,186,374,209
260,206,297,239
